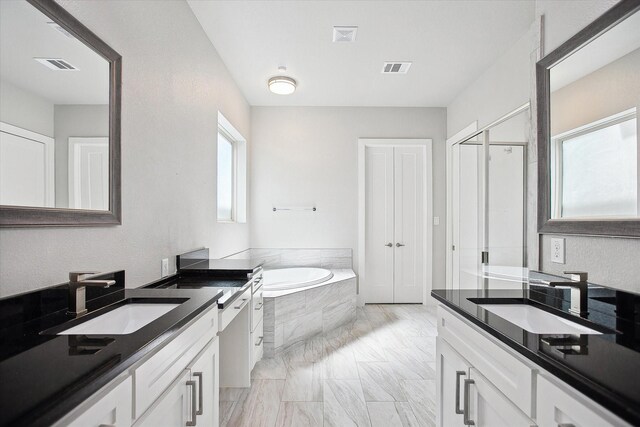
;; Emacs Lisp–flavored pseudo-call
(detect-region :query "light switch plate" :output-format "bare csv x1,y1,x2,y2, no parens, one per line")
433,216,440,226
550,238,565,264
161,258,169,277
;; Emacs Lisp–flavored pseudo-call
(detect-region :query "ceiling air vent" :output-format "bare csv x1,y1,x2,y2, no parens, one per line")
47,22,75,39
34,58,79,71
333,26,358,42
381,62,412,74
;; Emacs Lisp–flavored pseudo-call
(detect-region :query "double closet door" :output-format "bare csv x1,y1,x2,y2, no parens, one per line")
363,141,430,303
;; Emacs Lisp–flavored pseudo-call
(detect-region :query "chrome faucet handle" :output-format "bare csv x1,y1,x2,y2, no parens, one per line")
564,271,588,282
69,271,99,283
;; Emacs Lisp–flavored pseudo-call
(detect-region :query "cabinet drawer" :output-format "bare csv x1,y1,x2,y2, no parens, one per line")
251,317,264,370
438,305,534,417
134,306,217,418
536,375,629,427
252,285,264,332
64,376,132,427
219,287,251,332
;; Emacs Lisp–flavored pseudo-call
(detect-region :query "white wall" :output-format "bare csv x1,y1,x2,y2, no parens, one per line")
53,105,109,208
250,106,447,288
0,79,54,137
0,0,251,297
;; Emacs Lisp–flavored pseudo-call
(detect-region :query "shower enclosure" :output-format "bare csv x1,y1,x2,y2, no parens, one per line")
449,105,529,290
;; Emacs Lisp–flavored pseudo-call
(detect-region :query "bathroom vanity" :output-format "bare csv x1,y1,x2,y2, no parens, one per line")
432,273,640,427
0,271,224,427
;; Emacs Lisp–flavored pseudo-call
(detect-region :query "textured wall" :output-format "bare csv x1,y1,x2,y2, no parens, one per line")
0,0,251,296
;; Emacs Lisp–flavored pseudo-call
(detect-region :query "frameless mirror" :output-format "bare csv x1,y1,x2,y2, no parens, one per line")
0,0,120,226
537,0,640,236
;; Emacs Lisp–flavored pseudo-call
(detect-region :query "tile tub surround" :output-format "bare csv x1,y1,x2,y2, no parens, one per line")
225,248,353,270
263,269,357,357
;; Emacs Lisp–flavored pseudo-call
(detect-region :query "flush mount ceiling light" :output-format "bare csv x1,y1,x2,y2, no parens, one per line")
268,76,296,95
333,26,358,42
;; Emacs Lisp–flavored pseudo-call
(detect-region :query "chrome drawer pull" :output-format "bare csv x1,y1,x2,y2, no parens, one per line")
234,298,248,309
455,371,466,415
255,336,264,346
255,302,263,310
193,372,203,415
463,379,475,426
186,380,197,426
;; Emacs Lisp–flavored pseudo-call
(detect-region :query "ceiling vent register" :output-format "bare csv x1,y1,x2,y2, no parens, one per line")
381,62,412,74
34,58,79,71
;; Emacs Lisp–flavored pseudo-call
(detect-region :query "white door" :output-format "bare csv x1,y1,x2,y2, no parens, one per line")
67,377,132,427
68,137,109,210
191,339,219,427
437,339,471,427
361,139,431,304
0,122,54,207
394,146,425,302
364,146,395,303
467,368,535,427
138,370,194,427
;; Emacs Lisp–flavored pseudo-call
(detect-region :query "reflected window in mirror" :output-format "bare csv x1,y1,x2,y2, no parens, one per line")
550,109,638,218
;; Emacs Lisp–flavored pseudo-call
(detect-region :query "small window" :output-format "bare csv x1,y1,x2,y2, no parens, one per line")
217,112,247,223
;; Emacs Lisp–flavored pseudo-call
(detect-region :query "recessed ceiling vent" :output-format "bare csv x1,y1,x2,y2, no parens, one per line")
34,58,79,71
333,26,358,42
381,62,412,74
47,22,75,39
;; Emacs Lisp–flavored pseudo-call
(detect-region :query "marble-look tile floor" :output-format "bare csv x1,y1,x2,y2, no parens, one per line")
221,304,438,427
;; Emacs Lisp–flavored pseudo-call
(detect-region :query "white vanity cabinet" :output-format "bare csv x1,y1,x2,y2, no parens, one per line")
251,278,264,369
436,304,630,427
54,304,220,427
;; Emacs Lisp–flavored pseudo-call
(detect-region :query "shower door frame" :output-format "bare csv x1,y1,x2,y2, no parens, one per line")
447,103,530,290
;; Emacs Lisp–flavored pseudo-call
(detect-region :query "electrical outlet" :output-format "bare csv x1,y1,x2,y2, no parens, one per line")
161,258,169,277
550,238,565,264
433,216,440,226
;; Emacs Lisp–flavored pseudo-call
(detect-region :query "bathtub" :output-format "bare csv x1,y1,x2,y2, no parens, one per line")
263,267,334,291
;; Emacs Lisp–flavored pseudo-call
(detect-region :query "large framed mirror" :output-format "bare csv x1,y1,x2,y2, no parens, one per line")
537,0,640,237
0,0,121,227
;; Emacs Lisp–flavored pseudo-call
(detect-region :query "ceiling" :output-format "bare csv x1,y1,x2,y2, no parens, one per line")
0,1,109,105
188,0,535,107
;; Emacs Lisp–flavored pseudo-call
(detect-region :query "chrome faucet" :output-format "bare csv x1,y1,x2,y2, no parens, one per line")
537,271,589,317
68,271,116,317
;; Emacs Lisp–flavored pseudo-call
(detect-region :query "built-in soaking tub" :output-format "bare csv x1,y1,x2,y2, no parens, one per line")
263,267,334,291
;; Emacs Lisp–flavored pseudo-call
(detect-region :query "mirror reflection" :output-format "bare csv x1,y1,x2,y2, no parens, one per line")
549,10,640,219
0,1,110,210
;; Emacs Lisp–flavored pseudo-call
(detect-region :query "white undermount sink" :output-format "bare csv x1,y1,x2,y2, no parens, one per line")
478,304,602,335
58,303,180,335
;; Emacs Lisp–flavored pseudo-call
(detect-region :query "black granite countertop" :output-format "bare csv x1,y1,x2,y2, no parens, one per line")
0,272,223,427
431,274,640,425
176,248,262,278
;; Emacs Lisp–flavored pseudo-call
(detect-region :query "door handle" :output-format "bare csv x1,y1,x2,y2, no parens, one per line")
385,243,393,247
455,371,466,414
396,243,405,247
463,379,475,426
193,372,203,415
186,380,197,426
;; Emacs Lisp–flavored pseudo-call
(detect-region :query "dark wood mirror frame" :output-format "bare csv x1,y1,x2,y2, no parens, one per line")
536,0,640,237
0,0,121,227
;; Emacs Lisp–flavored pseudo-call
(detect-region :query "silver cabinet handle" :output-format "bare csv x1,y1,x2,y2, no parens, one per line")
455,371,466,414
385,243,393,247
255,302,263,310
255,336,264,346
234,298,248,309
396,243,405,247
193,372,203,415
186,380,197,426
463,379,475,426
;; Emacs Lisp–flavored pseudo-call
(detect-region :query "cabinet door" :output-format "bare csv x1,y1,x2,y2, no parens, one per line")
191,338,220,427
467,368,535,427
437,338,470,427
67,377,132,427
137,370,194,427
537,375,625,427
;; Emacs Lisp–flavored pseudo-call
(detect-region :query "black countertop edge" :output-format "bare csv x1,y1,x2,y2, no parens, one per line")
430,291,640,425
0,288,223,427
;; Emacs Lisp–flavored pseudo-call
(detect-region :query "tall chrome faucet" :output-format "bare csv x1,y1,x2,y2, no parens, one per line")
536,271,589,317
68,271,116,317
